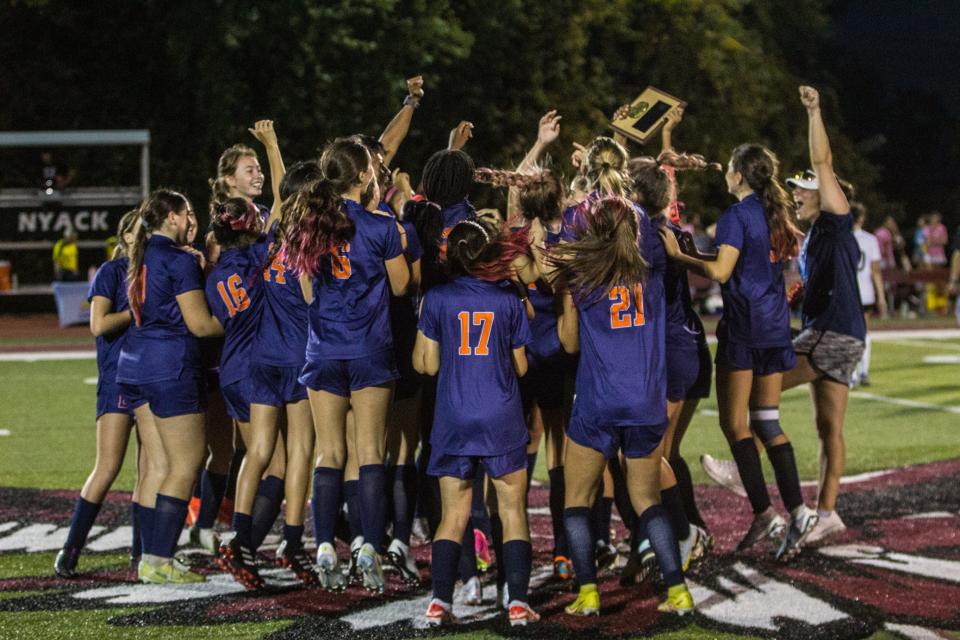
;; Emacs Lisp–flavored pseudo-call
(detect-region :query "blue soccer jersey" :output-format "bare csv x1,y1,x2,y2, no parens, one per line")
438,199,475,258
418,276,532,456
798,212,866,340
87,257,130,388
117,235,206,384
654,217,708,350
305,199,404,360
205,244,264,387
249,228,309,368
714,194,792,348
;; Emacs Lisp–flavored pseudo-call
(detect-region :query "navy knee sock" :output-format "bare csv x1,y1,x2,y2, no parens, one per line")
458,521,477,583
232,512,253,548
526,451,538,492
151,494,188,558
139,505,155,556
249,475,284,550
731,438,771,514
564,506,596,586
359,464,387,552
283,523,304,549
767,442,804,513
195,470,227,530
503,539,532,604
661,486,691,541
130,503,142,558
470,472,492,538
431,539,460,604
491,513,505,588
670,457,707,529
65,497,101,550
311,467,343,545
389,464,417,546
638,504,683,587
548,467,568,557
343,480,362,540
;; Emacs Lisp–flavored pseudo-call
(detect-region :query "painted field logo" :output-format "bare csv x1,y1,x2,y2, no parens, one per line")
1,460,959,639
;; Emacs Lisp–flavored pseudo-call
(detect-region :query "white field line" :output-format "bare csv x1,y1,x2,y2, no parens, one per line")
704,328,960,345
849,390,960,415
888,339,960,352
0,350,96,362
0,429,10,436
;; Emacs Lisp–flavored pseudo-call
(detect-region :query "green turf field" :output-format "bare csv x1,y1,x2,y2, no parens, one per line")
1,336,959,639
2,338,958,492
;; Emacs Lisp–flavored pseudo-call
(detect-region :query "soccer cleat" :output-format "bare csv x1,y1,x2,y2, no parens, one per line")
565,584,600,616
357,543,386,594
620,539,657,586
412,517,432,544
189,527,221,555
54,547,80,578
276,539,320,585
595,540,618,573
657,584,695,615
218,538,263,590
805,510,847,546
508,601,541,626
776,506,819,562
474,529,492,573
347,536,364,585
678,525,709,572
140,558,206,584
497,583,510,610
553,555,573,581
700,454,747,497
460,575,482,606
736,507,787,552
129,554,141,571
425,598,456,627
386,538,420,586
859,374,870,387
316,542,347,592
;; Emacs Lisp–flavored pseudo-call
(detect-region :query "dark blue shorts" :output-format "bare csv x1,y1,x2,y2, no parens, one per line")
715,340,796,376
666,344,712,402
428,444,527,480
249,362,308,407
299,349,399,397
567,416,667,459
120,372,206,419
96,382,136,419
220,378,253,422
520,353,570,411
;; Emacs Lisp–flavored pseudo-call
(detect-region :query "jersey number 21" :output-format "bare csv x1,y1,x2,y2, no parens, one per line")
609,284,645,329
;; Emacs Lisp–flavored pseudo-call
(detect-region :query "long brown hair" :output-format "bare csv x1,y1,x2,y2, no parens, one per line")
112,209,140,260
547,196,647,302
126,189,190,326
731,144,801,261
276,138,367,278
446,219,530,282
628,150,719,214
209,144,258,215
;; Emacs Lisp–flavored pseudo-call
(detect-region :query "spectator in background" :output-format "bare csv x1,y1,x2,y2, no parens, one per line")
947,224,960,324
911,214,929,267
874,215,910,271
53,229,80,281
924,211,949,267
852,202,887,386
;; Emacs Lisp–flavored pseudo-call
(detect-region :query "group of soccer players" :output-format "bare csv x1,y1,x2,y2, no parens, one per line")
53,78,869,627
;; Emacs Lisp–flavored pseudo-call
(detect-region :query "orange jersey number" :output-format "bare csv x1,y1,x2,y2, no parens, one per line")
263,256,287,284
457,311,495,356
609,284,645,329
332,242,352,279
216,274,250,318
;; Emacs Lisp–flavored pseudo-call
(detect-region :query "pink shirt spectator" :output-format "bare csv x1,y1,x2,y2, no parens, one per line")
925,222,948,265
875,226,895,269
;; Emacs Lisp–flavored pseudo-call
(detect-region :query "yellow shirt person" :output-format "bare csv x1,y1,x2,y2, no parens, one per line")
53,231,80,281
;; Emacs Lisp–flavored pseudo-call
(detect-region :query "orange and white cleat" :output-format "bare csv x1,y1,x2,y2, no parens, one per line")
425,598,457,627
508,601,541,626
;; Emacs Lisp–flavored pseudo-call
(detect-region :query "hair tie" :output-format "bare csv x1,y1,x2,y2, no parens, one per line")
457,219,490,243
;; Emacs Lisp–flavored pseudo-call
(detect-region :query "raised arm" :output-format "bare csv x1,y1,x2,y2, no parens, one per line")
660,105,683,153
380,75,424,167
800,86,848,215
248,120,285,225
448,121,474,151
507,110,561,225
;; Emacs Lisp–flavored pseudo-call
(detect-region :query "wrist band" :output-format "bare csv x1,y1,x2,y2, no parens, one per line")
403,95,421,109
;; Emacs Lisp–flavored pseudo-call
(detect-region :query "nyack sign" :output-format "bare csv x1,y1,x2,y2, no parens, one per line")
2,206,127,241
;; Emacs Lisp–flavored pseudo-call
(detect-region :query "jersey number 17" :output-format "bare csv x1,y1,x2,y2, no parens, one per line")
458,311,494,356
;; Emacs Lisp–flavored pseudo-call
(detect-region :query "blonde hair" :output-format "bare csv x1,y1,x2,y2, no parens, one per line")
584,137,629,198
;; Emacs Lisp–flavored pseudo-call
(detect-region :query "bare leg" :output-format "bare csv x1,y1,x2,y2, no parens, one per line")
80,413,134,503
811,379,850,511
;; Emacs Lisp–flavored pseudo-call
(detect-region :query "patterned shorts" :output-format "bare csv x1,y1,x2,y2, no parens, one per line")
793,328,865,385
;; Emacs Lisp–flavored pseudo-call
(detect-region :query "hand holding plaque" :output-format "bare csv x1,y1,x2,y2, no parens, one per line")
610,87,686,144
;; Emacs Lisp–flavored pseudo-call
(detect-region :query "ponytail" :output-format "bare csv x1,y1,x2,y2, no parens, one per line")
126,189,189,326
731,144,801,261
404,198,444,289
585,137,629,198
447,219,530,282
112,209,139,260
547,196,647,302
276,179,355,279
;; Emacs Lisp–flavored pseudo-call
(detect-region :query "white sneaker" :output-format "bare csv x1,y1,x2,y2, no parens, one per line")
700,454,747,497
678,525,708,571
805,511,846,545
460,575,482,606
